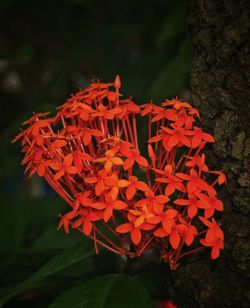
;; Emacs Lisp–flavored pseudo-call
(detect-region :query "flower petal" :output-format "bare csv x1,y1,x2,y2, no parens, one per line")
131,228,141,245
169,231,180,249
116,223,132,233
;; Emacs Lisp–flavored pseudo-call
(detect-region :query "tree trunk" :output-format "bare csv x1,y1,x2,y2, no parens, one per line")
168,1,250,307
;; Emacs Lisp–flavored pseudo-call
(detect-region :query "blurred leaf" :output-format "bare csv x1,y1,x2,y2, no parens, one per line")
149,38,192,99
93,251,124,275
0,241,96,306
0,195,65,251
32,226,83,251
0,195,30,249
49,274,153,308
157,2,186,46
13,44,34,64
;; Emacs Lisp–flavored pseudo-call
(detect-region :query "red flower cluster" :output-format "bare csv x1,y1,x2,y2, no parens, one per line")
13,76,226,270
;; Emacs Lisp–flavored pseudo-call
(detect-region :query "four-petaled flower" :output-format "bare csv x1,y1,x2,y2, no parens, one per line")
152,209,180,249
49,153,78,180
155,164,186,196
116,213,153,245
126,176,150,200
199,216,224,259
91,193,128,222
123,149,148,170
174,193,209,218
190,127,215,148
94,150,124,171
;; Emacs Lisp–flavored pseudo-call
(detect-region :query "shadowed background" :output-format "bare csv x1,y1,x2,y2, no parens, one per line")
1,1,249,307
0,0,192,307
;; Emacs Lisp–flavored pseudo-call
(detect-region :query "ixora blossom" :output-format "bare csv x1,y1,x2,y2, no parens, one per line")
13,76,226,270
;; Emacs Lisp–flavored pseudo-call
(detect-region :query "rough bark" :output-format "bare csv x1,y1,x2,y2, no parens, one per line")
168,1,250,307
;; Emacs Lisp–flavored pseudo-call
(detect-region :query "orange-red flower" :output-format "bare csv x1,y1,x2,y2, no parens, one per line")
151,108,178,123
123,149,148,170
190,127,215,148
161,126,191,148
82,128,103,145
14,75,225,269
91,193,128,222
176,220,198,246
92,103,122,120
48,153,78,180
197,192,224,218
174,193,209,218
185,153,208,171
149,208,177,234
104,174,130,200
141,102,162,117
199,216,224,259
135,190,169,214
126,176,150,200
85,169,109,196
116,213,153,245
72,209,102,236
176,168,214,194
94,150,124,171
161,97,192,110
155,164,186,196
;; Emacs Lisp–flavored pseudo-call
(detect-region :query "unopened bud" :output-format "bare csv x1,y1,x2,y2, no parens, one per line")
148,144,155,161
114,75,121,89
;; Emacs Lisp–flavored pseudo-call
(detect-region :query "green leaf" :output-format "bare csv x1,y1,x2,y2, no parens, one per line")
49,274,153,308
156,2,186,46
149,39,192,99
0,195,64,251
32,226,83,251
0,241,96,306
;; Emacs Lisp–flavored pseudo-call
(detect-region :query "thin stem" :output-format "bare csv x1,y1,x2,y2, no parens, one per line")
179,246,205,258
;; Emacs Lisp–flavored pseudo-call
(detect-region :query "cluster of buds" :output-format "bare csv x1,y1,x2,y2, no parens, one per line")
13,76,226,270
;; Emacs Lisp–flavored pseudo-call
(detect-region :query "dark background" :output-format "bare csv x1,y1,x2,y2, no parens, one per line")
0,0,192,196
0,0,192,307
1,0,249,307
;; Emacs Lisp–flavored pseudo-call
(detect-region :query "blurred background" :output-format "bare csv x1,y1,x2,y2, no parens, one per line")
0,0,192,306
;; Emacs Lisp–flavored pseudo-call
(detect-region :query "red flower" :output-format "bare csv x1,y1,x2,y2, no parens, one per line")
135,190,169,214
197,192,224,218
92,103,122,120
91,193,128,222
185,153,208,172
174,193,209,219
155,164,186,196
126,176,150,200
123,149,148,170
48,154,78,180
82,128,103,145
176,221,198,246
141,101,162,116
161,126,192,148
14,75,225,269
176,168,214,194
104,174,130,200
199,216,224,259
190,126,215,148
116,213,152,245
161,299,178,308
85,169,110,196
72,209,102,236
94,150,124,172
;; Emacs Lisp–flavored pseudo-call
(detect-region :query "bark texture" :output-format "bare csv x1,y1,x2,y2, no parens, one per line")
169,1,250,307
